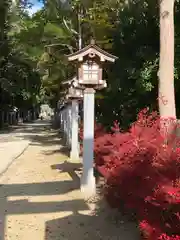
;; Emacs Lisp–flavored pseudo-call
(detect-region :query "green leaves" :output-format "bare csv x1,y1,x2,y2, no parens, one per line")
1,0,180,124
0,1,42,111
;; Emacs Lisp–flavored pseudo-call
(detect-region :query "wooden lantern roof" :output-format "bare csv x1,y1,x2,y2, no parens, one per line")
67,39,118,63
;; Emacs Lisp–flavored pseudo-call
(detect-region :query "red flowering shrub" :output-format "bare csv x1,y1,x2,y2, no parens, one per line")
92,109,180,240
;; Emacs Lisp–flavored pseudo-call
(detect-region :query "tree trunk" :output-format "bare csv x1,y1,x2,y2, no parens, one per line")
158,0,176,136
159,0,176,118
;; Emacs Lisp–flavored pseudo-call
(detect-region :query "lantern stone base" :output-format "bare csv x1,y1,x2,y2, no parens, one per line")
80,172,96,199
70,150,79,162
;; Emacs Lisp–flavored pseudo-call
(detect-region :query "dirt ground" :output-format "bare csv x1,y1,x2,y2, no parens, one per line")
0,123,140,240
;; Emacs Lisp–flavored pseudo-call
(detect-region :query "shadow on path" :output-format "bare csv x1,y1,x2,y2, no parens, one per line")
0,121,140,240
44,161,140,240
12,120,70,157
0,175,87,240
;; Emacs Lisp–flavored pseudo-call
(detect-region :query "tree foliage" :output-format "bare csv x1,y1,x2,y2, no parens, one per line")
1,0,180,128
0,0,42,117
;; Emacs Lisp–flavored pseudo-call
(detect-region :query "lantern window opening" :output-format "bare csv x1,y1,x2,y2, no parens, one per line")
83,60,99,82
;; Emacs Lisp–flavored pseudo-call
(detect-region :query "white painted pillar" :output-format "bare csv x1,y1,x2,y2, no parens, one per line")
64,108,67,140
65,106,69,146
69,106,72,146
60,112,62,129
81,88,96,198
70,100,79,161
62,110,65,132
67,105,72,147
66,106,69,145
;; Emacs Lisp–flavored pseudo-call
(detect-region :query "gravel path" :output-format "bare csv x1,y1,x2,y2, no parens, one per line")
0,122,140,240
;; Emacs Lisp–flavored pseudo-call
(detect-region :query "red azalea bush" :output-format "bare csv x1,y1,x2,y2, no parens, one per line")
92,109,180,240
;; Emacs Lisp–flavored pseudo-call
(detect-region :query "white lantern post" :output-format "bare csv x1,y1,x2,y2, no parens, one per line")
67,39,117,198
63,79,83,161
70,99,79,160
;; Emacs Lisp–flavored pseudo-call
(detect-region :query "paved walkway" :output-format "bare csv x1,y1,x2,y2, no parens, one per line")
0,121,140,240
0,121,51,176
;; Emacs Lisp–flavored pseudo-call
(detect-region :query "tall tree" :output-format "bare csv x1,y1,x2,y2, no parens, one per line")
158,0,176,121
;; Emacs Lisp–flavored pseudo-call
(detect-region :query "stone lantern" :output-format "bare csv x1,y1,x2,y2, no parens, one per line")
62,77,83,161
67,40,118,198
68,39,116,89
